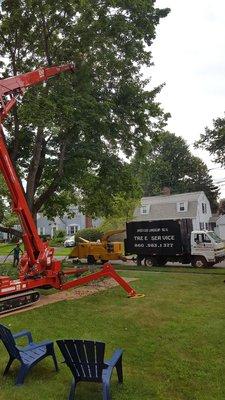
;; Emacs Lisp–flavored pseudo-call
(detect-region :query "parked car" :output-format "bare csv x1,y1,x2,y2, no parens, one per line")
64,236,75,247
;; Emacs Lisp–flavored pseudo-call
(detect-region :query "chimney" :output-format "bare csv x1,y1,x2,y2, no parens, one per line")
85,215,93,228
162,186,171,196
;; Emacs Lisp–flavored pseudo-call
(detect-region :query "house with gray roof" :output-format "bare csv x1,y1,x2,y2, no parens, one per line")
133,191,212,230
37,207,100,237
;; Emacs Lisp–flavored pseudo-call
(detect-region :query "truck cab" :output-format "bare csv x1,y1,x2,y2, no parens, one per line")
191,230,225,267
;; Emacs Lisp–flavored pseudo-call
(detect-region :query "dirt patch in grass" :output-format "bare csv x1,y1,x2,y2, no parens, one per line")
1,277,137,317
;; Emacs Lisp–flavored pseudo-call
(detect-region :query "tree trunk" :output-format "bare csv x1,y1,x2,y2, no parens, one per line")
26,127,45,212
0,226,22,238
33,139,68,213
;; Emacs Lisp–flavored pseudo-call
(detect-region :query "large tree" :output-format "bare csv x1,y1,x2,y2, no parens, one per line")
196,113,225,165
132,131,219,211
0,0,169,228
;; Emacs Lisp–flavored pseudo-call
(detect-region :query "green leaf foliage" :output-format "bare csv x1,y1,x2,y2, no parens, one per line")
132,131,219,212
196,113,225,165
99,194,140,231
0,0,170,220
75,227,104,242
0,174,19,224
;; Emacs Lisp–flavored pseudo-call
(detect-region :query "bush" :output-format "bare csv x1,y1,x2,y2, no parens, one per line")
75,227,104,243
50,229,66,247
40,234,51,242
53,229,66,239
50,237,65,247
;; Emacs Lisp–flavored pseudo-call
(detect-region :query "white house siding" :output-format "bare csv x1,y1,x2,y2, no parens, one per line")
194,192,212,231
215,215,225,240
215,225,225,240
0,230,7,240
37,208,86,237
133,191,212,230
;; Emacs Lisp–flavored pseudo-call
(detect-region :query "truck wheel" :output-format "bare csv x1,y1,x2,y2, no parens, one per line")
145,257,154,267
191,257,207,268
87,255,96,265
145,257,161,267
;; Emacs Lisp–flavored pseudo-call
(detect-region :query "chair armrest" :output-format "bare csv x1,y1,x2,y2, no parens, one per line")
105,349,123,367
18,339,53,352
13,329,33,343
102,349,123,385
28,339,53,349
37,340,54,350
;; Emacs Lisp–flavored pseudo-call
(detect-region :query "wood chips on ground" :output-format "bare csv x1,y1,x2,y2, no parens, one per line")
1,277,137,317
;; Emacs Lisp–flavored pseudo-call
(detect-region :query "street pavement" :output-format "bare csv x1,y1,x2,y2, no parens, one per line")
1,255,225,268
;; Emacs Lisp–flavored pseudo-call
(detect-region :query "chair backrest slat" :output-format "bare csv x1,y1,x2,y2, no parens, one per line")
57,339,105,382
95,341,106,378
84,340,97,379
75,340,90,378
0,324,20,360
62,340,83,378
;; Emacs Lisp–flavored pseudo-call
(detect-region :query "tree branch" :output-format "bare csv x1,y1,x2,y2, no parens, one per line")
26,127,45,211
10,106,20,162
34,137,47,193
33,139,68,212
0,226,22,238
38,5,52,66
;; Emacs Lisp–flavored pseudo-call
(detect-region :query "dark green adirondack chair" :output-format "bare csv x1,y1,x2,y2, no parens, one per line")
57,339,123,400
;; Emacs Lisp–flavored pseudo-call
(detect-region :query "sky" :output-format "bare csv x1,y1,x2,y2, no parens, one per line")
147,0,225,197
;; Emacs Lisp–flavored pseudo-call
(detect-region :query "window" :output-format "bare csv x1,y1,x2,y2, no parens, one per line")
140,205,150,215
203,234,211,243
67,225,79,235
179,202,185,211
177,201,188,212
194,233,211,243
51,226,57,237
39,227,45,235
207,231,223,243
202,203,207,214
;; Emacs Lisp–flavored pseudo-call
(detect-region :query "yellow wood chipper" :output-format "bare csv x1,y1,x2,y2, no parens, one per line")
68,230,127,264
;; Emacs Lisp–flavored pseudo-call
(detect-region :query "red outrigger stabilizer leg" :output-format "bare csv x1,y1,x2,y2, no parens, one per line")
61,263,137,297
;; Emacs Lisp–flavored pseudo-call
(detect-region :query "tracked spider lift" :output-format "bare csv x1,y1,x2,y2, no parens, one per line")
0,64,137,314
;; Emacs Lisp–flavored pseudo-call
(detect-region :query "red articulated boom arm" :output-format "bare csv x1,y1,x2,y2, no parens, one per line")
0,64,138,315
0,65,75,122
0,65,75,278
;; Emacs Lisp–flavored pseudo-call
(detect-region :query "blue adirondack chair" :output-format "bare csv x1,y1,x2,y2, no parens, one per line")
57,339,123,400
0,323,58,385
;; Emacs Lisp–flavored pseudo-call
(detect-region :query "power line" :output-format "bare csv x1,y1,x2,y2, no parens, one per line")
209,167,225,171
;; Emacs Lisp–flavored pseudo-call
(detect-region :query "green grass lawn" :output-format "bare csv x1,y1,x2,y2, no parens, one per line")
0,268,225,400
0,243,16,256
54,246,72,256
0,243,71,257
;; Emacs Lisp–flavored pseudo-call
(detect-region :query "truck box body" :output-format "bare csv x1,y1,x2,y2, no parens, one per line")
125,219,193,256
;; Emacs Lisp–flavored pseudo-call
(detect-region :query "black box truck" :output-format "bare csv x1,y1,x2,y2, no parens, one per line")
125,219,225,267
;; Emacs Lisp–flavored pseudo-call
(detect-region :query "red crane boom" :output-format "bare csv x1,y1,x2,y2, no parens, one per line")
0,65,137,314
0,65,75,277
0,65,75,122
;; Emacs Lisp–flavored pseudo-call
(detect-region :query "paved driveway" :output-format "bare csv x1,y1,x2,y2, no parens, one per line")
1,255,225,269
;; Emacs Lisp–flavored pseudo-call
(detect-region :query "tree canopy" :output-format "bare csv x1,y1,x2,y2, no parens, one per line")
132,131,219,211
197,113,225,165
0,0,170,225
218,199,225,215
